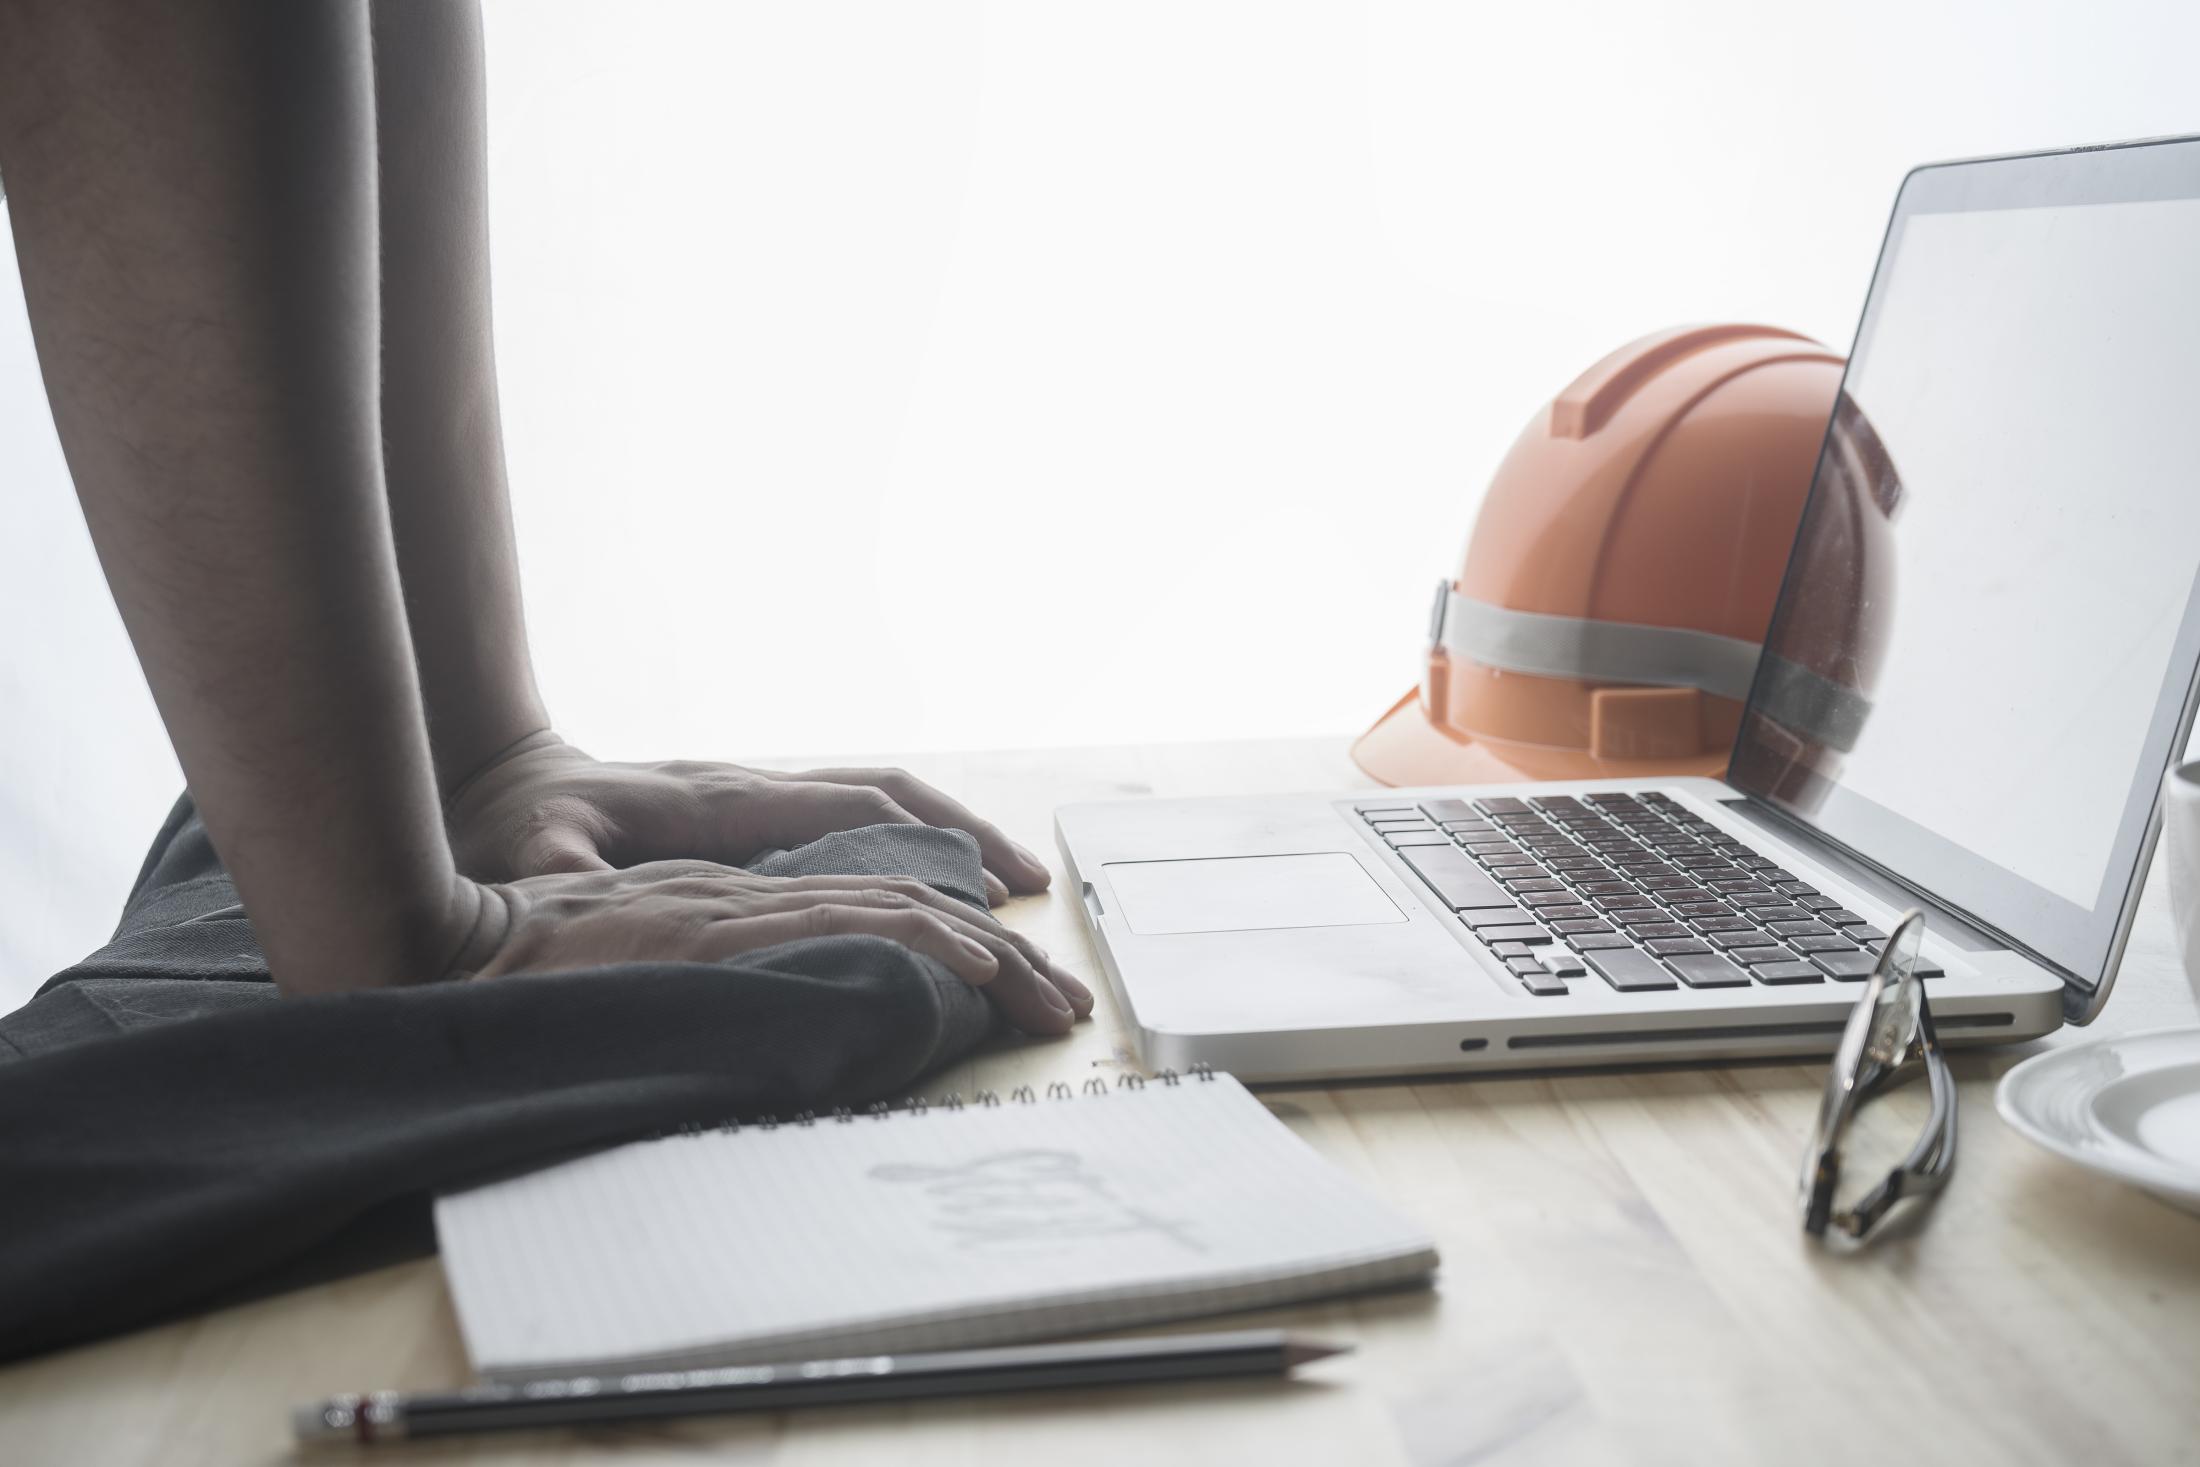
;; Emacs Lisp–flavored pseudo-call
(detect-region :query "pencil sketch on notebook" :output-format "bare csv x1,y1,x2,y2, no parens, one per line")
869,1149,1206,1253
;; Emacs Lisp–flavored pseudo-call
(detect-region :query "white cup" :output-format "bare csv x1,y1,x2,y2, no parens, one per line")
2163,760,2200,1009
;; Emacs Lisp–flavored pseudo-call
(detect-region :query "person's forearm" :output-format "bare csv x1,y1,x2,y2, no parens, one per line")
370,0,550,794
0,0,477,993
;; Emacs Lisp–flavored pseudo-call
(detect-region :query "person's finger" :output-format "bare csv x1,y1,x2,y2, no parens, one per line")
700,903,1003,994
513,821,615,876
793,767,1053,894
745,873,1093,1019
710,778,922,853
758,882,1083,1030
1028,947,1093,1014
983,869,1011,905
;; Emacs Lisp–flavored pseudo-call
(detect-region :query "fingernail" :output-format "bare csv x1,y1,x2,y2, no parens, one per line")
957,937,997,973
1042,983,1073,1015
1012,841,1047,872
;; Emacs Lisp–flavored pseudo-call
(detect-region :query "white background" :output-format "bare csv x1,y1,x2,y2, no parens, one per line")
5,0,2199,999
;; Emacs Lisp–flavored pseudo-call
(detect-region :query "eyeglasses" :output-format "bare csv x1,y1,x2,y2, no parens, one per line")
1798,909,1956,1241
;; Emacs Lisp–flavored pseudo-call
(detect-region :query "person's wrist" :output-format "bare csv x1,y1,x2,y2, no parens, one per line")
429,876,513,982
442,726,566,813
253,866,497,993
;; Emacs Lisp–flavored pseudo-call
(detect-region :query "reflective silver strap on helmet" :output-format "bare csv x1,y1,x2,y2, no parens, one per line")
1430,583,1875,749
1749,653,1873,753
1430,583,1763,702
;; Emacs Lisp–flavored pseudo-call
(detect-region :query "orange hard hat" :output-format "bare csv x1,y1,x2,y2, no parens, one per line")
1353,323,1847,786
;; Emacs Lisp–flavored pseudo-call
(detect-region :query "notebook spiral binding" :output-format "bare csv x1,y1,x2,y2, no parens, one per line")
657,1063,1218,1141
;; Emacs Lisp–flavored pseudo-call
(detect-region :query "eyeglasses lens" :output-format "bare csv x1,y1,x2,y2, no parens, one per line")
1827,917,1929,1221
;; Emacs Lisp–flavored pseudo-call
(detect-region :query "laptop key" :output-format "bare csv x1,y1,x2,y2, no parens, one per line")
1474,797,1532,816
1582,947,1680,992
1814,950,1879,979
1504,878,1569,894
1693,915,1757,934
1542,952,1588,977
1624,921,1692,941
1667,953,1751,988
1752,961,1824,985
1569,931,1634,951
1707,929,1772,949
1490,941,1535,958
1822,909,1868,926
1670,901,1731,918
1536,905,1597,923
1730,946,1800,966
1400,846,1513,910
1386,833,1455,848
1506,956,1550,976
1516,971,1570,997
1521,889,1584,907
1418,799,1478,823
1458,907,1532,929
1646,937,1711,956
1480,924,1552,944
1848,925,1888,944
1790,933,1858,952
1551,919,1614,935
1765,919,1832,937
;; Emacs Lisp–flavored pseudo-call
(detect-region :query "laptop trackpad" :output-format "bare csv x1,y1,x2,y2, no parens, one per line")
1104,853,1407,935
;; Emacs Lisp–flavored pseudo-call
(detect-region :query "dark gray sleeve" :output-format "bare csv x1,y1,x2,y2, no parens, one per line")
0,796,1003,1363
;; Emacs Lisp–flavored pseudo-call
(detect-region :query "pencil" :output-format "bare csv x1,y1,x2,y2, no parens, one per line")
292,1328,1350,1445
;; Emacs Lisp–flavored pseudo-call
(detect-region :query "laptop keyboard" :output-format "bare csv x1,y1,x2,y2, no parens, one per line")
1356,792,1942,997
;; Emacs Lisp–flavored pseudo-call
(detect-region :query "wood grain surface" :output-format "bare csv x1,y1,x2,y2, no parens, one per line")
4,739,2196,1466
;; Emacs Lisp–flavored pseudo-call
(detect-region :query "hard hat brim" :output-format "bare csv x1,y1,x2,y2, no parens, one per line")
1350,687,1731,788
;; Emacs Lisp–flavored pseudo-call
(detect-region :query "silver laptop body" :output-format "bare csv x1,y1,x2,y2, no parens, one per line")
1058,136,2200,1081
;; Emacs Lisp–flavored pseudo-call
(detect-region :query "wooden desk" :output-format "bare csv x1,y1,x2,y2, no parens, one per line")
5,739,2197,1465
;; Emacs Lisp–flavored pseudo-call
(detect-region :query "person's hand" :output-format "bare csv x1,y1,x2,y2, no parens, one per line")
441,733,1088,1026
447,862,1086,1035
447,733,1054,901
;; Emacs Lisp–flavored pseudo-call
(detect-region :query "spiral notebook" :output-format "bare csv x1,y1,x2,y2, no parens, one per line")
434,1072,1438,1381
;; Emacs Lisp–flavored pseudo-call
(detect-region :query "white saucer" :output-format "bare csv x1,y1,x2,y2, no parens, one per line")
1996,1027,2200,1215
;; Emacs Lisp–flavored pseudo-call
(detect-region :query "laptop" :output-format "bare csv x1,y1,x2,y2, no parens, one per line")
1056,135,2200,1081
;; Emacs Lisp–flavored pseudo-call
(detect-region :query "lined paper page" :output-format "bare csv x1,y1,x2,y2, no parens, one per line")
436,1076,1437,1380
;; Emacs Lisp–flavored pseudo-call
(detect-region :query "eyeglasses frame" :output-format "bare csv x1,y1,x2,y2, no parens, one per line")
1799,909,1957,1240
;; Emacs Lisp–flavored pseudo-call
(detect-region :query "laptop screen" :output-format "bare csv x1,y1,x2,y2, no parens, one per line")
1728,138,2200,990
